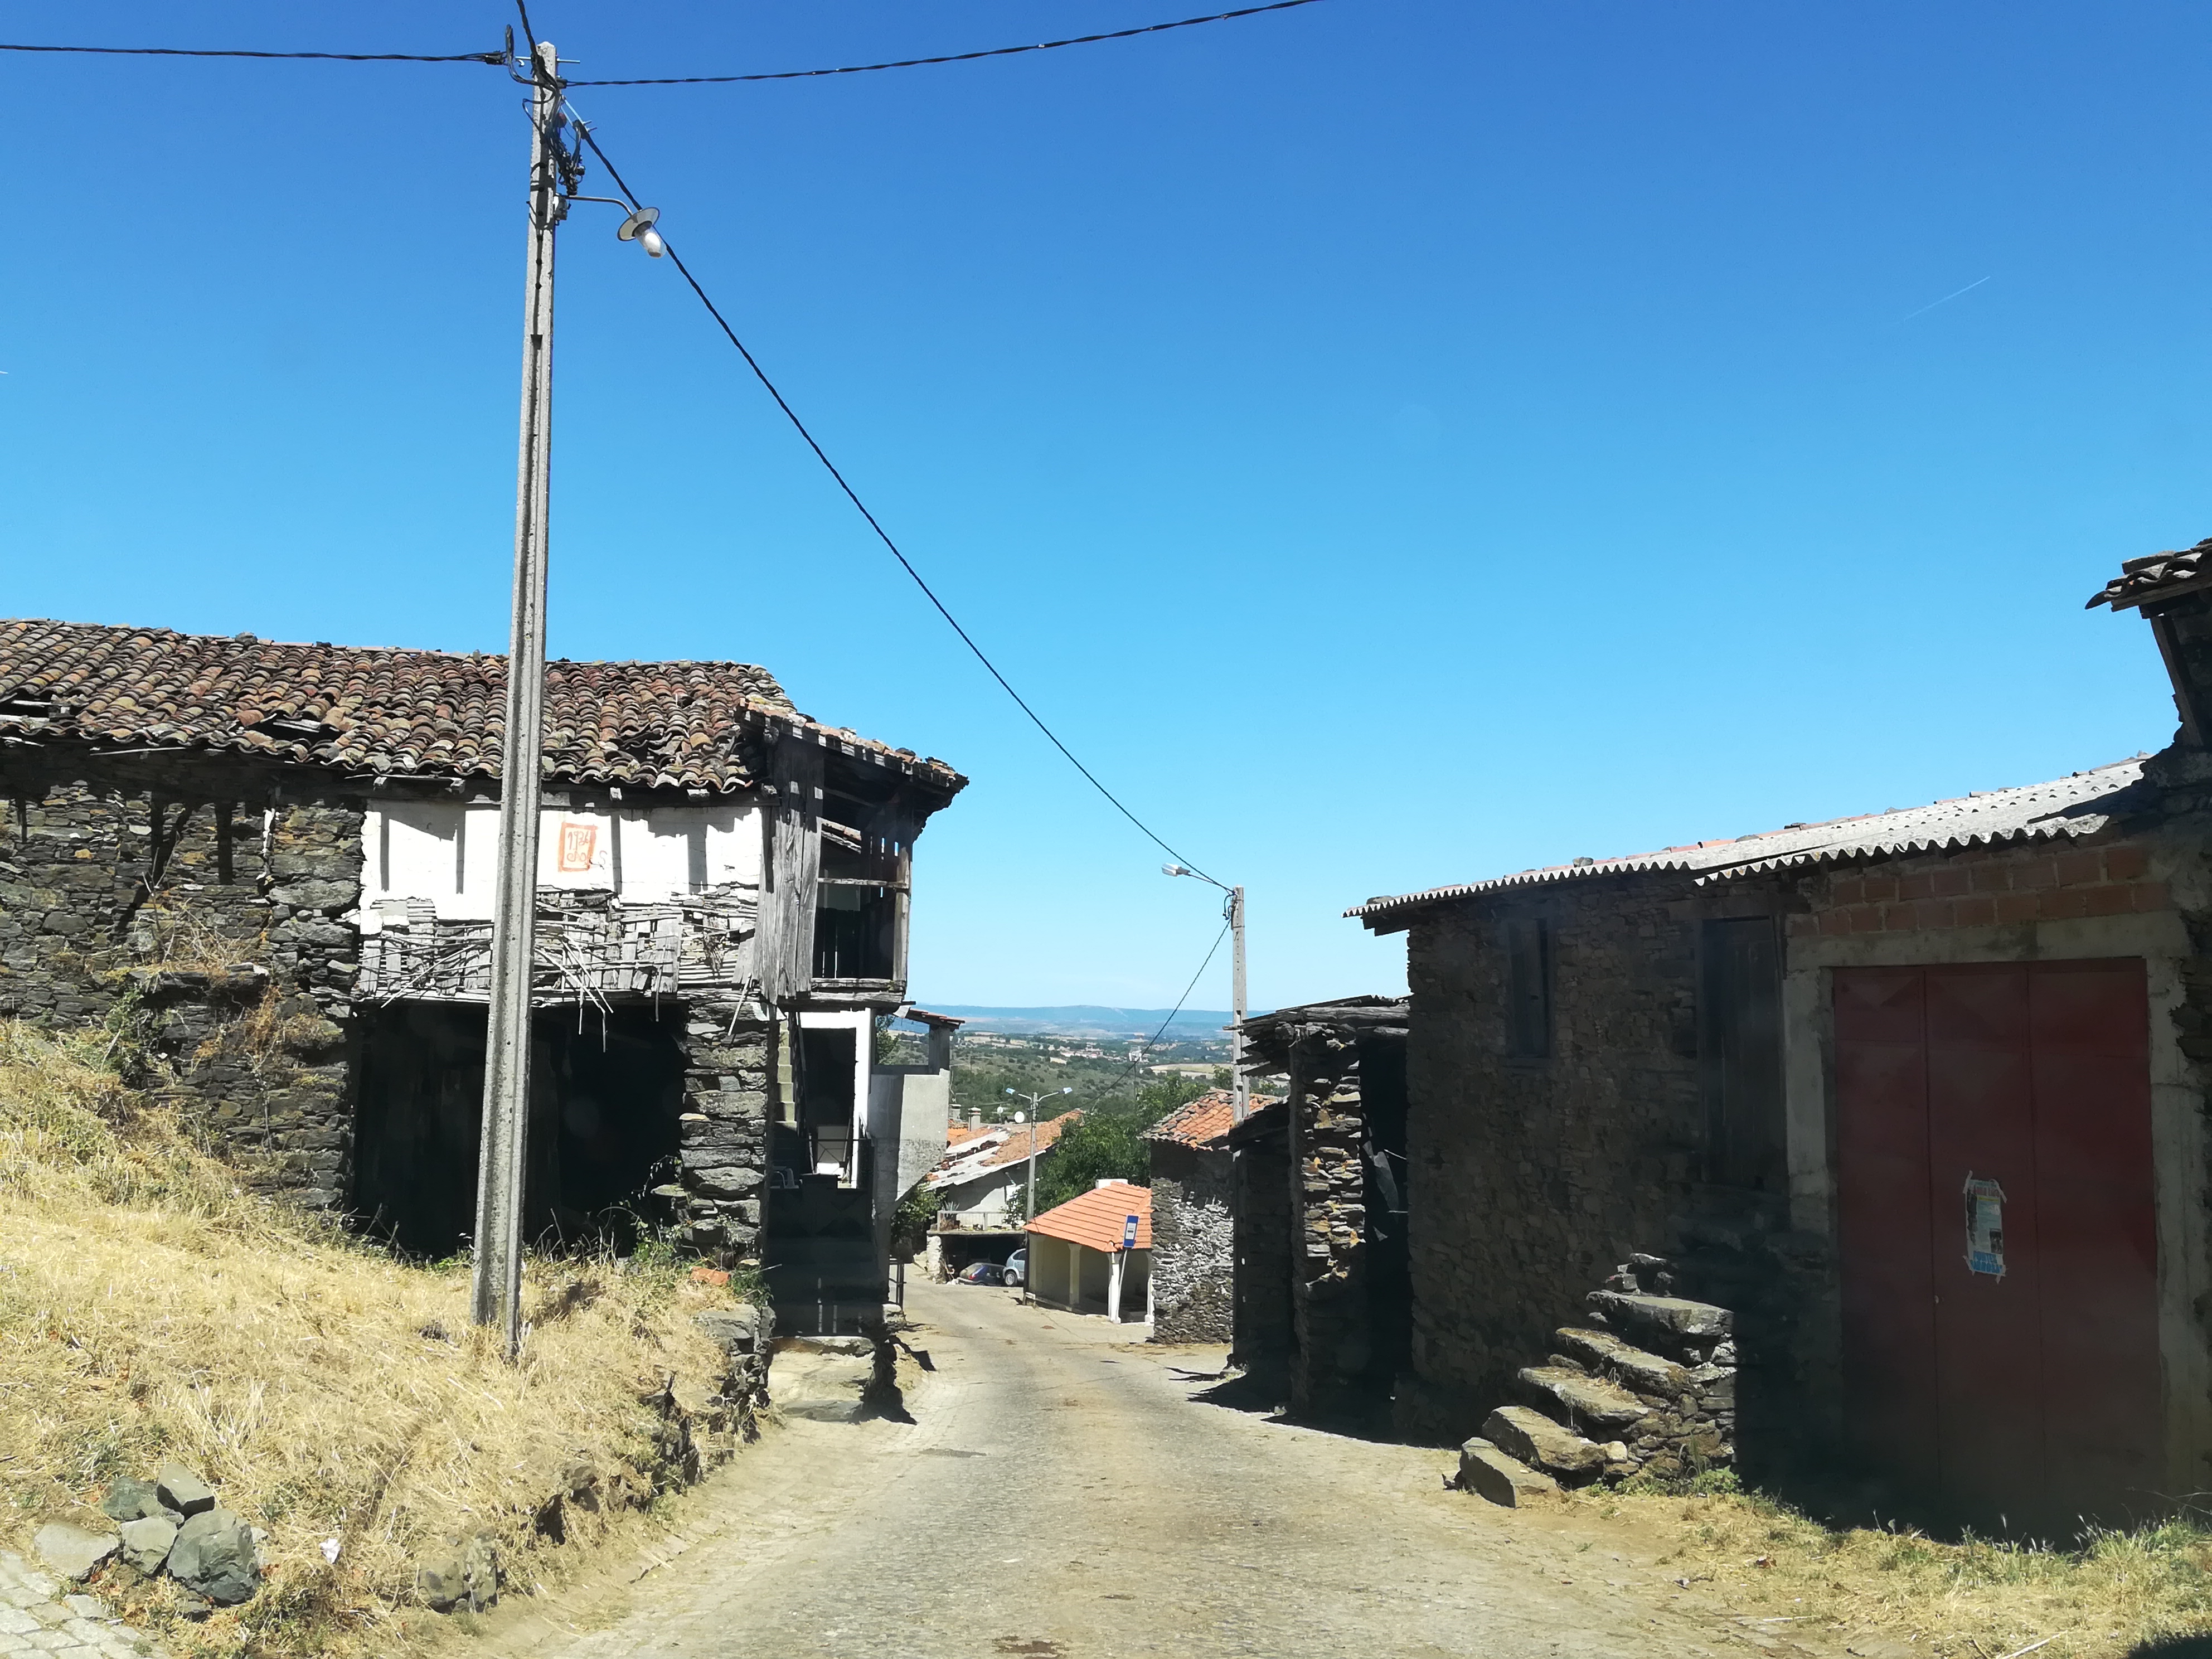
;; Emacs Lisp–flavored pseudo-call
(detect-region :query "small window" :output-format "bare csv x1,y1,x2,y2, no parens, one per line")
1504,918,1550,1058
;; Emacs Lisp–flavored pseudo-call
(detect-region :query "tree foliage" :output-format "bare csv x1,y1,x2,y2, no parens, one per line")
1027,1071,1211,1215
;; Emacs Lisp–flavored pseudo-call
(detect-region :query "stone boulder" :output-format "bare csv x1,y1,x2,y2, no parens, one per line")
1456,1438,1559,1507
100,1478,181,1526
118,1516,178,1575
1481,1405,1607,1477
168,1508,259,1605
32,1522,118,1582
416,1532,499,1614
155,1461,216,1519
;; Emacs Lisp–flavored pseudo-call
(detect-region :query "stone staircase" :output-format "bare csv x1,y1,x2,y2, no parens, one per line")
1456,1253,1738,1507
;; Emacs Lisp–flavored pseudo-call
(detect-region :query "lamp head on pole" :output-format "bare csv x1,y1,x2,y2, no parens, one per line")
617,205,666,257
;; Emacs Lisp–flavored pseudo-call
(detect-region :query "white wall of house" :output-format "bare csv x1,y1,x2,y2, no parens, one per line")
357,798,764,926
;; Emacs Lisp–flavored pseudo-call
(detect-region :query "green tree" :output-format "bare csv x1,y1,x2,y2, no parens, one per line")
1027,1071,1212,1214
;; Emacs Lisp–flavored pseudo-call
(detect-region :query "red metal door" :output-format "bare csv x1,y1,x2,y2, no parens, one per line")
1834,959,2159,1527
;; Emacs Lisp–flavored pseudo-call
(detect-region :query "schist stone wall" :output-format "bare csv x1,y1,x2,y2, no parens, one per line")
1400,875,1717,1442
1287,1030,1375,1419
1148,1138,1234,1343
0,760,366,1205
675,1005,774,1262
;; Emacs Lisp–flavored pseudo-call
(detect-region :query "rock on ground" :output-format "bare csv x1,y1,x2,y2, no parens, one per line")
167,1509,257,1606
118,1516,178,1576
153,1464,215,1520
32,1523,118,1582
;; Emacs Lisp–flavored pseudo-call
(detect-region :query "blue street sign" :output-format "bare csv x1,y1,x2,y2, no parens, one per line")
1122,1214,1139,1251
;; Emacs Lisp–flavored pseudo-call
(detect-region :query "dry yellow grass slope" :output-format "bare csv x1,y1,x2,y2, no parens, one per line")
1584,1476,2212,1658
0,1019,743,1657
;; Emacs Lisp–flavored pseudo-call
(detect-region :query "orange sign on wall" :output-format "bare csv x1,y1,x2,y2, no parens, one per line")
556,821,598,874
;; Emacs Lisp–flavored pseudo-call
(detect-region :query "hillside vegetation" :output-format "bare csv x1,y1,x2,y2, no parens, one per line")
0,1018,743,1657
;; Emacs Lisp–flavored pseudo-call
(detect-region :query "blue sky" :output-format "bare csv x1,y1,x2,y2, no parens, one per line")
1,2,2203,1010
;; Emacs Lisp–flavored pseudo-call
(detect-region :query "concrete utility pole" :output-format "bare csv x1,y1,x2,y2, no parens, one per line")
1229,884,1248,1123
472,39,566,1357
1163,866,1250,1122
1005,1086,1072,1223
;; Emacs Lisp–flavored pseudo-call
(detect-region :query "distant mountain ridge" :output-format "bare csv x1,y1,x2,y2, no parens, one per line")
912,1005,1242,1039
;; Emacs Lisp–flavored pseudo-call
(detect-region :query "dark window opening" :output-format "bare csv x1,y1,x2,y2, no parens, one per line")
353,1001,686,1257
813,886,898,979
1700,916,1786,1192
768,1024,879,1334
1504,918,1551,1058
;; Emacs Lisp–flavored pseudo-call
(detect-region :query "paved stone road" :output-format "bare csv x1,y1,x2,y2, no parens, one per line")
0,1553,157,1657
479,1280,1785,1659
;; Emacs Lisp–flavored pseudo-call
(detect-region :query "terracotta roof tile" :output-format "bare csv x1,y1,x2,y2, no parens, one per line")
1026,1182,1151,1253
1143,1089,1283,1150
924,1110,1080,1187
0,617,964,796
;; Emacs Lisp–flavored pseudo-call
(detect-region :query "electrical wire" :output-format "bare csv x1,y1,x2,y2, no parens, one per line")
0,41,501,63
571,120,1222,887
565,1,1328,86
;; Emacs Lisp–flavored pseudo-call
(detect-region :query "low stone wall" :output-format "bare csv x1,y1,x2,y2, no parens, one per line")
1149,1140,1233,1343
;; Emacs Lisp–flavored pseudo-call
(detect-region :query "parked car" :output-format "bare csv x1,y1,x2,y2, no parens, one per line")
1002,1248,1027,1289
956,1259,1003,1286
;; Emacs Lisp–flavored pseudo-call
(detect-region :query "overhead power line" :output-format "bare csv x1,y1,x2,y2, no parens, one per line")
0,41,501,64
565,1,1328,86
572,121,1222,887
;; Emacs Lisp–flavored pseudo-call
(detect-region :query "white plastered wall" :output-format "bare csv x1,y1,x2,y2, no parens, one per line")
356,797,763,926
1781,896,2211,1501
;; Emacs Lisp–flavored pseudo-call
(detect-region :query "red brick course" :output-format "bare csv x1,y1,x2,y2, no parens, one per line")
1792,845,2165,937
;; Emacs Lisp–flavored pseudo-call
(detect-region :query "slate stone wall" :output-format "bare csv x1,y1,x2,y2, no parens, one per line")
1288,1030,1372,1418
0,756,365,1205
1148,1139,1234,1343
1401,873,1710,1441
675,1001,773,1262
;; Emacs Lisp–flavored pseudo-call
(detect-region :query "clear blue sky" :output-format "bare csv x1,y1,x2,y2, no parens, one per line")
1,2,2201,1010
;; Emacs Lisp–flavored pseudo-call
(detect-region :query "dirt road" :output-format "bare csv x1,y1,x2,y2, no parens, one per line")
487,1280,1776,1659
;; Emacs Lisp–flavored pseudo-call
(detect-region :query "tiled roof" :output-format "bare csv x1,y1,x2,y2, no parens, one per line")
1143,1089,1282,1150
2085,539,2212,611
924,1110,1080,1189
1025,1182,1151,1253
1351,759,2150,929
0,618,964,796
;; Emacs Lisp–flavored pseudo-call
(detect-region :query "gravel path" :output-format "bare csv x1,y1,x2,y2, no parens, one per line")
483,1280,1782,1659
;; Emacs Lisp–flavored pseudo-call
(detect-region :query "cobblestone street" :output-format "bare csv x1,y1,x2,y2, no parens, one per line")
0,1551,157,1658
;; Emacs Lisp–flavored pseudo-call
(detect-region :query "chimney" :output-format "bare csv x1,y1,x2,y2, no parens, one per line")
967,1107,981,1129
2089,537,2212,746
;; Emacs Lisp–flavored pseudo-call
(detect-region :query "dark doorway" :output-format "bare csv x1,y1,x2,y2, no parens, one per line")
1359,1032,1413,1393
768,1023,880,1333
354,1001,687,1257
1834,959,2160,1529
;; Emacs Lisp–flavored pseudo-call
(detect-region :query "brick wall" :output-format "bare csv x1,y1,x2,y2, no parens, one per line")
1796,842,2166,938
1149,1139,1234,1343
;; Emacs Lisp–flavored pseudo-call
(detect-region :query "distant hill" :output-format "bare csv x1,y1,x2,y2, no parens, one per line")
913,1005,1243,1039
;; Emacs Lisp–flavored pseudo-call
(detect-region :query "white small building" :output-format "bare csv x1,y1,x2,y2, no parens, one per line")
1026,1180,1152,1323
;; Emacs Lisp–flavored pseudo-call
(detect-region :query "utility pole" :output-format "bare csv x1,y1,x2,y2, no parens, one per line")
1005,1086,1072,1223
472,38,567,1357
1229,884,1248,1123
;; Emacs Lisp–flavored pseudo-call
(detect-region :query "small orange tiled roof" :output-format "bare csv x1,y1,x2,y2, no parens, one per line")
925,1110,1081,1189
1026,1182,1151,1253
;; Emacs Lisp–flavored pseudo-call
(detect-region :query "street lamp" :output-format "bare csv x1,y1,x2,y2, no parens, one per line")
1006,1086,1072,1226
1163,866,1248,1122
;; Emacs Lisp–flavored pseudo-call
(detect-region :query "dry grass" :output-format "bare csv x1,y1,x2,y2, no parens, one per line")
1581,1475,2212,1658
0,1019,741,1657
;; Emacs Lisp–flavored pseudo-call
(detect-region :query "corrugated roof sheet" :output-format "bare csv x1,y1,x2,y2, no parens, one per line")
0,617,964,796
1350,758,2150,926
2085,540,2212,611
1142,1089,1283,1150
1025,1181,1151,1253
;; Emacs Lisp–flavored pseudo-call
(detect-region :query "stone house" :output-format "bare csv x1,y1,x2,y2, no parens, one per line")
1231,998,1409,1422
0,618,964,1331
1343,544,2212,1531
1143,1090,1239,1343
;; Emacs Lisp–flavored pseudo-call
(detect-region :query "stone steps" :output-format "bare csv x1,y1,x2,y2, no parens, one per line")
1552,1326,1692,1403
1453,1255,1740,1509
1513,1365,1650,1433
1454,1437,1558,1507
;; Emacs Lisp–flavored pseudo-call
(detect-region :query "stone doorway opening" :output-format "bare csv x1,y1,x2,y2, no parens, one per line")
352,1001,688,1258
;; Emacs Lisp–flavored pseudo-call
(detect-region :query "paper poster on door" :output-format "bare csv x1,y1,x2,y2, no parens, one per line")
557,821,598,874
1963,1175,2006,1279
